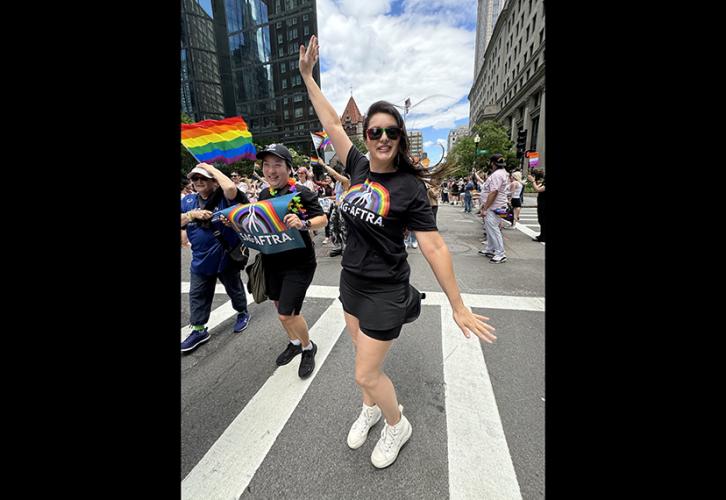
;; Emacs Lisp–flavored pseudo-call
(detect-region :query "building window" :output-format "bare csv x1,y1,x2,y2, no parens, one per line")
532,14,537,30
278,34,283,44
530,116,539,151
293,17,297,25
276,21,282,29
539,29,544,45
309,105,314,116
278,47,285,57
293,94,303,102
534,58,538,70
284,109,289,120
280,64,286,73
282,78,287,89
303,13,309,21
304,25,309,36
294,108,303,118
284,97,289,105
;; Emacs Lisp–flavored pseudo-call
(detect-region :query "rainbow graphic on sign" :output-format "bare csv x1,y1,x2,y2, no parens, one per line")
213,193,305,254
343,179,390,216
226,200,287,234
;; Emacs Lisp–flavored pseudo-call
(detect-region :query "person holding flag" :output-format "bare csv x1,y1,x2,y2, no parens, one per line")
256,144,328,379
299,35,496,468
180,163,251,353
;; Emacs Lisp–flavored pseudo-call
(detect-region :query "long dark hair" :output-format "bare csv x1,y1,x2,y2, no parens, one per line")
363,101,425,179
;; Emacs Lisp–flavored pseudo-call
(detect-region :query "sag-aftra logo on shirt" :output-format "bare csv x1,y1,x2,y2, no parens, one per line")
340,179,390,227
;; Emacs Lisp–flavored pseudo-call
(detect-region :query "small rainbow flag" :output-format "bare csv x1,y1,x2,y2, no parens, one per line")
311,130,331,150
310,155,321,165
181,116,257,164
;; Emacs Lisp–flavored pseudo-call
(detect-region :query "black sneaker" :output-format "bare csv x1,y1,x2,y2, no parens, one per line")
276,342,303,366
298,341,317,379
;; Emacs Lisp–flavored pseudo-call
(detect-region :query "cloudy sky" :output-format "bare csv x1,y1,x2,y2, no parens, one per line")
199,0,478,163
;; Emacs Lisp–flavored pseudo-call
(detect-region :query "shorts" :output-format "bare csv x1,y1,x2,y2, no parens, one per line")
265,265,316,316
338,269,424,341
511,197,522,208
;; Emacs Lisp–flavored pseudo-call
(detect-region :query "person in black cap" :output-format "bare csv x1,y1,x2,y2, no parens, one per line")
478,154,510,263
300,35,496,468
255,143,328,379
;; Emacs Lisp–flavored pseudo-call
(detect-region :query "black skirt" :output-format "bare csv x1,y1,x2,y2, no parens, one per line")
338,269,424,341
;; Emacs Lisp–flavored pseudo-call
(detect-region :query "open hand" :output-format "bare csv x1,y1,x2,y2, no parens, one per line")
299,35,319,79
453,308,497,343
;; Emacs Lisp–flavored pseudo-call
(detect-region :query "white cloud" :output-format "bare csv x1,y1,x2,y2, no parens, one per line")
317,0,475,132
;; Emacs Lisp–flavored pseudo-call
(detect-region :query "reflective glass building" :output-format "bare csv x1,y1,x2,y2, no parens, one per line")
181,0,226,121
211,0,322,153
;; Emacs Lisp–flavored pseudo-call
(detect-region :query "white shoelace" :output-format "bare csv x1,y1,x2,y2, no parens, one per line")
352,409,375,432
380,424,399,453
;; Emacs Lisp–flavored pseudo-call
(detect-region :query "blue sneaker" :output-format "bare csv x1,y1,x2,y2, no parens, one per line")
181,328,210,353
233,312,250,333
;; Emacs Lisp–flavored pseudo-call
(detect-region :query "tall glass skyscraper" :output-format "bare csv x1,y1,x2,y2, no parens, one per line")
181,0,226,121
211,0,321,153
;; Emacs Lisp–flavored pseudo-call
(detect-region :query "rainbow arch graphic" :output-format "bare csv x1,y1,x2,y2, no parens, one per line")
226,199,287,234
343,179,390,217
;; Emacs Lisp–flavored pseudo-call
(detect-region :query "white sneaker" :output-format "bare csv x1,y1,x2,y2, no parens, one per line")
347,404,382,449
371,404,412,468
411,241,418,249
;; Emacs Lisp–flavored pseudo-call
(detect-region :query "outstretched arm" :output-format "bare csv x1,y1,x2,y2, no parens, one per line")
415,230,497,342
300,35,353,167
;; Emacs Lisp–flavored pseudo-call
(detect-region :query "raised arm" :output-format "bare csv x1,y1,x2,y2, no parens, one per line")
300,35,353,167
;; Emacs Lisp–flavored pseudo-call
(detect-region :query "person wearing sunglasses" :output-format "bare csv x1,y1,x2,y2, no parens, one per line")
299,35,496,469
180,163,252,353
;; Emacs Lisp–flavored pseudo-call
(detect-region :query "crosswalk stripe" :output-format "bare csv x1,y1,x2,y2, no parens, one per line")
442,303,523,499
181,300,347,500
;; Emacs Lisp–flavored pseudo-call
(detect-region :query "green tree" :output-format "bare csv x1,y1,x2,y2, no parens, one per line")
351,136,368,155
447,120,516,177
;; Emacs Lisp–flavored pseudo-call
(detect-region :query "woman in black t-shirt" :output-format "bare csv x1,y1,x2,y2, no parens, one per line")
255,144,328,379
300,35,496,469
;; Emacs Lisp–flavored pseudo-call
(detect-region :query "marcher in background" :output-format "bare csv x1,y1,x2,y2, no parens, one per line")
478,154,510,263
528,169,546,242
180,163,251,353
509,171,524,227
463,176,475,213
300,34,496,469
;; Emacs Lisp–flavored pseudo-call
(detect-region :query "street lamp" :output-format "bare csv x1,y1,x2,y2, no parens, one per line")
473,134,480,173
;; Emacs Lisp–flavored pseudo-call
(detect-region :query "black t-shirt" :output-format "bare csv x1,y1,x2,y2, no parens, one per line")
257,183,324,269
341,146,437,283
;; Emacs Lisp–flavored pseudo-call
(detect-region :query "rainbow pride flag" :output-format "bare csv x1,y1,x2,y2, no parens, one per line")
310,155,321,165
311,130,331,151
181,116,257,164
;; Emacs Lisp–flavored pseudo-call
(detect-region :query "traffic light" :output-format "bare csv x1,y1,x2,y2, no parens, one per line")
516,129,527,158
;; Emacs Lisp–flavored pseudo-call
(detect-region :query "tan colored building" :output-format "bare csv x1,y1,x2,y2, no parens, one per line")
469,0,545,173
408,130,424,159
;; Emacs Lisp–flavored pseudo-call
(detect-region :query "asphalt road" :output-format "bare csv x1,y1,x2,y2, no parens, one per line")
181,201,544,500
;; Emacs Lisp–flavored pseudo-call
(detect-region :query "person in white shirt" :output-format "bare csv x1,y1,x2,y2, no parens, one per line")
478,154,510,263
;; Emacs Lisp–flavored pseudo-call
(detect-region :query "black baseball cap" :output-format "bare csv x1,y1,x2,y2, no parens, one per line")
256,143,293,168
489,153,506,166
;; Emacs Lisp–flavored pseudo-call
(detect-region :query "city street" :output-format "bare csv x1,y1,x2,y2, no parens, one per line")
181,201,545,500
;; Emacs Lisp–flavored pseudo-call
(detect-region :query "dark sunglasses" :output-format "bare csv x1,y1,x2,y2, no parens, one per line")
366,126,402,141
190,176,210,182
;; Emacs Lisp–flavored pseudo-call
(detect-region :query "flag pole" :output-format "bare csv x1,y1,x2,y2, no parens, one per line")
182,142,203,164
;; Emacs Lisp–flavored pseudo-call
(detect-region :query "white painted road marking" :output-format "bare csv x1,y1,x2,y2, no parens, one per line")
181,286,543,499
442,302,523,499
182,301,348,500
